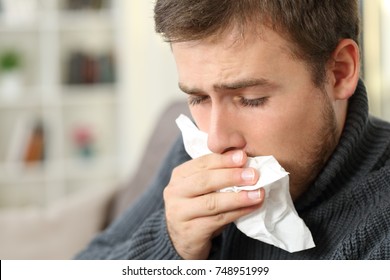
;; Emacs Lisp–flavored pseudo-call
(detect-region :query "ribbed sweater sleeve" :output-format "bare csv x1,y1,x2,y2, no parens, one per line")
75,137,190,259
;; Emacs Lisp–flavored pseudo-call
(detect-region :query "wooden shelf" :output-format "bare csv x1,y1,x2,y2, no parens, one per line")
0,0,124,208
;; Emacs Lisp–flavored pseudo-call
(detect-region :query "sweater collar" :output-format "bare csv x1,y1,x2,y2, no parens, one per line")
295,79,370,212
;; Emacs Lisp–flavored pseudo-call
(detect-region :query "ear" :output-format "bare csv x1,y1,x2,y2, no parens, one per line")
328,39,360,100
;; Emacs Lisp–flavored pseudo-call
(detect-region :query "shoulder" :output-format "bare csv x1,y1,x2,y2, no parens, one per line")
162,136,192,171
368,115,390,137
367,115,390,167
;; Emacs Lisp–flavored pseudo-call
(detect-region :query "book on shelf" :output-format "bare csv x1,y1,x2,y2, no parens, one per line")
65,0,110,10
23,121,45,164
6,116,46,167
66,51,116,85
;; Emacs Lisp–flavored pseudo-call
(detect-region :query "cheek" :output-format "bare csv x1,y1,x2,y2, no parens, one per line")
277,109,318,145
189,106,210,132
248,103,321,156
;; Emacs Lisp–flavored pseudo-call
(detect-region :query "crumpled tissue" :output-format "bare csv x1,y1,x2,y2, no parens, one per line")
176,114,315,253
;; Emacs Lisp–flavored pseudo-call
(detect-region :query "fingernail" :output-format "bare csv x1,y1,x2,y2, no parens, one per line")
232,150,243,164
247,189,261,200
241,168,255,181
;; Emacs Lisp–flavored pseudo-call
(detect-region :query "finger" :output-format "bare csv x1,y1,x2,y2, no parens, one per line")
183,188,265,220
174,150,247,178
174,166,259,197
191,200,265,234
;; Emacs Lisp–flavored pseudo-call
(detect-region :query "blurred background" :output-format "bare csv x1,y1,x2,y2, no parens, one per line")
0,0,388,259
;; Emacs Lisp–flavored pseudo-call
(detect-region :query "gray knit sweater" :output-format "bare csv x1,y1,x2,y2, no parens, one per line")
76,80,390,259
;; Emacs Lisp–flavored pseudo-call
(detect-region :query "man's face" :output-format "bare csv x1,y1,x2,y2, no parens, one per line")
172,27,340,199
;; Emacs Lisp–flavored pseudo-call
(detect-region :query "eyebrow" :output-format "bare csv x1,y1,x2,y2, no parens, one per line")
178,78,277,95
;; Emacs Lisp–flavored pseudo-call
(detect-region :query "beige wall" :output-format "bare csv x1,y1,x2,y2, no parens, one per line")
118,1,185,178
363,0,390,120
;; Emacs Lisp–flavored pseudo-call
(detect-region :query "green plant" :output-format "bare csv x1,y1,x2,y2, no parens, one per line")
0,50,22,71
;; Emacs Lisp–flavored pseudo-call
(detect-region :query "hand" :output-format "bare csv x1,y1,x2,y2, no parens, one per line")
164,150,265,259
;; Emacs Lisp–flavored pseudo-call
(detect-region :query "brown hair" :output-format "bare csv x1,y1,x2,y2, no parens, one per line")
154,0,360,87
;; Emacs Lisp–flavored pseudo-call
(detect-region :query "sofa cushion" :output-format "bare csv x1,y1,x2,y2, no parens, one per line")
0,186,115,259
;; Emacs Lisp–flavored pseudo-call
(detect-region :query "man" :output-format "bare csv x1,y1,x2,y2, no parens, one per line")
76,0,390,259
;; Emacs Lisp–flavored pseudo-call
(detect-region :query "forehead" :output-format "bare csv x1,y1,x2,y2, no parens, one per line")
177,24,275,45
172,24,297,63
171,26,298,84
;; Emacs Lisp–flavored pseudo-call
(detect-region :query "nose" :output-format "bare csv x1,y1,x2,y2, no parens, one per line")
207,105,246,154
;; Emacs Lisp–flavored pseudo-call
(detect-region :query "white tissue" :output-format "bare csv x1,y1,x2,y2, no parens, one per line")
176,114,315,253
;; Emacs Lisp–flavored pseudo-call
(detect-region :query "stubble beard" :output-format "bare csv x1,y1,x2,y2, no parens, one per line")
287,92,340,200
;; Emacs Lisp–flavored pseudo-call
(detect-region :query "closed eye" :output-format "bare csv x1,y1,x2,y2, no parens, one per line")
239,97,269,107
188,95,210,106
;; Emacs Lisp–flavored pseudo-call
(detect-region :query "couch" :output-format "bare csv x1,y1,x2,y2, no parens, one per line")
0,100,189,259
